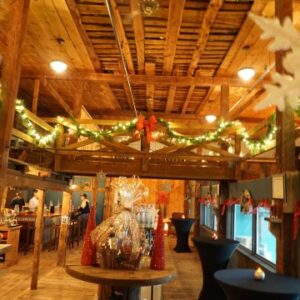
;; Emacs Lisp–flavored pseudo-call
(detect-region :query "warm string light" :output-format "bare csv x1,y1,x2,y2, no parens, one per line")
15,100,276,154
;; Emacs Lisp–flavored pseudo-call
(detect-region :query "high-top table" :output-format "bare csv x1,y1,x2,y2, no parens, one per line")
192,236,239,300
171,218,195,252
66,265,176,300
214,269,300,300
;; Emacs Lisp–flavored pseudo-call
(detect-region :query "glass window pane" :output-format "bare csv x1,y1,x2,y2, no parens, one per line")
256,207,276,264
204,205,214,229
234,204,253,250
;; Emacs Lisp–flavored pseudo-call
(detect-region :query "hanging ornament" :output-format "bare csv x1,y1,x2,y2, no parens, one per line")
140,0,159,16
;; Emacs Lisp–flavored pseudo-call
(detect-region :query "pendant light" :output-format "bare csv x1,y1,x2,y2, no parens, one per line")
238,45,256,81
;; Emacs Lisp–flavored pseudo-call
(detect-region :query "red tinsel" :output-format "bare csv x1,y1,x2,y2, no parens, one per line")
81,206,97,265
151,211,165,270
293,202,300,240
221,198,240,215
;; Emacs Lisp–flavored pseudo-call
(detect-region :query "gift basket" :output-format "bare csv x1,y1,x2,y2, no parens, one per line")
91,176,152,270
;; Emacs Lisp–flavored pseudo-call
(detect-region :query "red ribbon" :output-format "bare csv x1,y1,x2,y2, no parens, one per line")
136,115,157,143
157,190,169,204
293,202,300,240
221,198,240,215
257,199,271,209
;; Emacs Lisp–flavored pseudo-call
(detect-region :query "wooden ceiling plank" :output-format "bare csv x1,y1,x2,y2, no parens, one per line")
130,0,144,74
163,0,186,76
32,78,40,114
110,0,135,74
73,81,84,118
188,0,223,76
195,0,269,115
65,0,101,72
220,85,229,118
145,62,155,112
41,79,73,116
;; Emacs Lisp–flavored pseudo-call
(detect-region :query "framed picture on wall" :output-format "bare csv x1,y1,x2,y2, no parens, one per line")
272,174,285,199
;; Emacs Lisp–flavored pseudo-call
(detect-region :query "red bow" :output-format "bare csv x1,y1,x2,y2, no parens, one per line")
257,199,271,209
221,198,240,215
293,202,300,240
157,190,169,204
136,115,157,143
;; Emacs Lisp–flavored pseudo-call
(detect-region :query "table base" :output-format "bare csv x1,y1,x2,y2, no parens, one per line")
98,285,141,300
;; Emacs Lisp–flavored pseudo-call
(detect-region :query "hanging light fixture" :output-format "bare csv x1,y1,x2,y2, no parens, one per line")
205,114,217,123
140,0,159,16
237,45,256,81
50,60,68,73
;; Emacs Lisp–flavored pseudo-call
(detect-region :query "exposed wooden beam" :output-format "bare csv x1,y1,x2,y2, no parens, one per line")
165,85,176,113
130,0,144,74
65,0,101,72
181,86,195,113
101,140,141,153
0,0,30,200
32,79,40,114
12,128,34,144
101,82,122,110
163,0,185,75
72,81,84,118
41,79,73,116
195,0,269,115
59,159,236,180
145,63,155,112
61,138,95,150
110,0,135,73
188,0,223,76
228,89,266,120
118,61,134,110
220,85,229,118
22,71,271,88
202,143,236,158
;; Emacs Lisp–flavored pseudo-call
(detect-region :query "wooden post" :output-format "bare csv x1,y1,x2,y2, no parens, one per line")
32,79,40,114
92,177,98,208
0,186,8,214
0,0,30,209
275,0,296,276
31,189,45,290
54,124,64,172
57,191,71,267
218,181,229,238
73,81,84,118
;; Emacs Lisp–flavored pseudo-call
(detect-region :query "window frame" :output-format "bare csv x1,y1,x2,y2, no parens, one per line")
231,204,276,268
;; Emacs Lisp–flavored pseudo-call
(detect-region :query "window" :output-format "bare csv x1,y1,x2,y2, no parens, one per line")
204,204,217,231
233,204,253,250
256,207,276,264
232,204,276,265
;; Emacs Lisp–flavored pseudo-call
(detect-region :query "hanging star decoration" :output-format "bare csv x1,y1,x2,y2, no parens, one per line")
250,13,300,112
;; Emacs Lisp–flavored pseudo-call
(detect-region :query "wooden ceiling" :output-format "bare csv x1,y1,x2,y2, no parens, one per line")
1,0,292,128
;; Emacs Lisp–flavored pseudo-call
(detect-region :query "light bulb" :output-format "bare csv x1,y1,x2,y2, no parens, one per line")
50,60,68,73
205,114,217,123
237,67,255,81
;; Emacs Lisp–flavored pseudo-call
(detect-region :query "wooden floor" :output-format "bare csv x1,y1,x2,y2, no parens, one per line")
0,236,202,300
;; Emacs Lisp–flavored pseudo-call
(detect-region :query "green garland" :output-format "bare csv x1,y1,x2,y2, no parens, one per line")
15,99,276,154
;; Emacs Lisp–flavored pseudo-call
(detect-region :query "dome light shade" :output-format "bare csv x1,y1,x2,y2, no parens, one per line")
50,60,68,73
237,67,255,81
205,114,217,123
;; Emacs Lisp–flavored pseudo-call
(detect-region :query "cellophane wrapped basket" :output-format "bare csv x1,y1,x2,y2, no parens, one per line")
91,209,149,270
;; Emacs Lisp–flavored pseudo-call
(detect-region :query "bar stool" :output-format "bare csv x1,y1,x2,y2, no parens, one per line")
68,218,80,248
19,221,35,255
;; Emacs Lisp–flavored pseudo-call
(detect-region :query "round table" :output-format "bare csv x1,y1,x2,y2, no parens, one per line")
192,236,239,300
171,218,195,252
66,265,176,300
214,269,300,300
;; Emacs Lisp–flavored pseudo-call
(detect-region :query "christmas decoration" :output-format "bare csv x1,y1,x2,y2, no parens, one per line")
81,206,97,266
150,210,165,270
14,99,277,155
293,202,300,240
250,13,300,112
136,115,157,143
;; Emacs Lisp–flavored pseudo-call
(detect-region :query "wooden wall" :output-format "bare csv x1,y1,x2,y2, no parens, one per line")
108,177,185,218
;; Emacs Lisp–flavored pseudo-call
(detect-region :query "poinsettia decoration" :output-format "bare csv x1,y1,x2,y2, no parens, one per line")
250,13,300,112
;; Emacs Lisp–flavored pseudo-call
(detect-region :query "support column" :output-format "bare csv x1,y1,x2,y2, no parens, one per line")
31,189,45,290
0,0,30,207
275,0,296,276
57,191,71,267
